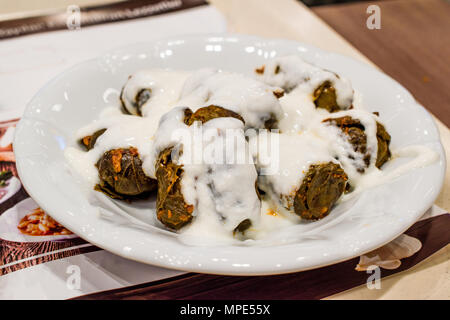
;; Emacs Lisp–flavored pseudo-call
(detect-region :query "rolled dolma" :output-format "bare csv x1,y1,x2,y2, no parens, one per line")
95,147,157,200
375,121,391,168
155,147,194,230
251,132,348,220
178,69,283,129
255,55,354,112
120,70,189,116
120,76,150,116
80,128,106,151
184,105,244,126
323,114,391,170
293,162,348,220
313,81,341,113
153,106,260,233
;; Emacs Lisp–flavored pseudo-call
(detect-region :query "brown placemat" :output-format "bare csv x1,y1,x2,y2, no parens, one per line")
73,214,450,300
0,239,100,275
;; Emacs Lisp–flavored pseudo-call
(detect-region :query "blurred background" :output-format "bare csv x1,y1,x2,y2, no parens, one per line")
0,0,448,128
0,0,447,17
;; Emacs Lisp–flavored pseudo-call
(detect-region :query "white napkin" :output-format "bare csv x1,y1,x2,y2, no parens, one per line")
0,5,227,120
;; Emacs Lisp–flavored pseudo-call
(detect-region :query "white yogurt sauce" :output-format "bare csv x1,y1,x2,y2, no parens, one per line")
343,145,440,199
65,109,158,184
120,69,190,116
314,109,380,183
64,58,440,245
250,131,337,209
179,69,284,129
150,108,261,242
255,55,354,109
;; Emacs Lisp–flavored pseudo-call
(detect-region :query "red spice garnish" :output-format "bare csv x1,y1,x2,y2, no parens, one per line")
18,208,72,236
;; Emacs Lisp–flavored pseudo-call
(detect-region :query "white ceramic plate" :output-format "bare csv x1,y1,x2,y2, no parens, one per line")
0,198,78,242
0,176,21,204
14,35,445,275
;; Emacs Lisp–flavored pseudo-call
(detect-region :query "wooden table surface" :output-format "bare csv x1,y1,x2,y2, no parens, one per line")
0,0,449,300
314,0,450,128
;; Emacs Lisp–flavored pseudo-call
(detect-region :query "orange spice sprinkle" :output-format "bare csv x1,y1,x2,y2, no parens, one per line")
179,215,190,222
111,149,123,173
82,136,91,147
166,173,178,193
185,204,194,214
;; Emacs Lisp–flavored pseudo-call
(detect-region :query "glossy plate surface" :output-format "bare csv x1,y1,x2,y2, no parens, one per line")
14,35,445,275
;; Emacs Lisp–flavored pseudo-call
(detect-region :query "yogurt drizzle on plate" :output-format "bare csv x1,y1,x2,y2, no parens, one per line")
64,55,439,245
